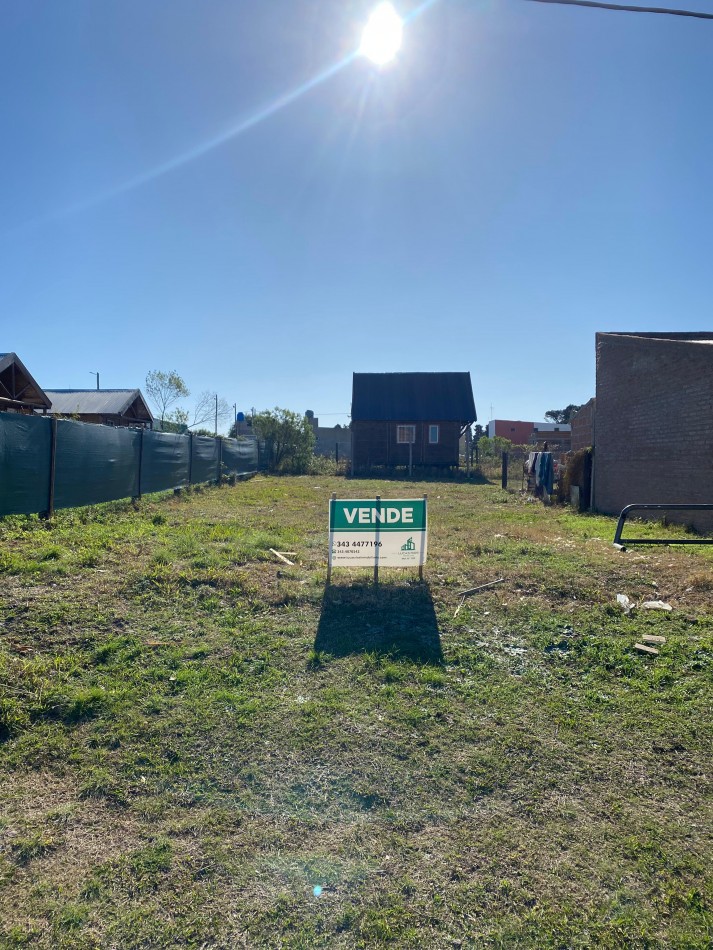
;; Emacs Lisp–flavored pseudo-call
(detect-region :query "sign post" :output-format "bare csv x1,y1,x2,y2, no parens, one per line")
328,495,428,584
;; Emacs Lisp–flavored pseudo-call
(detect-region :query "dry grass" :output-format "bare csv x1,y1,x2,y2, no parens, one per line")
0,476,711,948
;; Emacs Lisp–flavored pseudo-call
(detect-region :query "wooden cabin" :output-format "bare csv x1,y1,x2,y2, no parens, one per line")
0,352,51,415
43,389,153,428
351,372,476,472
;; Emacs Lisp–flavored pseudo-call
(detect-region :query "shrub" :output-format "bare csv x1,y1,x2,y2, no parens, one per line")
253,408,315,474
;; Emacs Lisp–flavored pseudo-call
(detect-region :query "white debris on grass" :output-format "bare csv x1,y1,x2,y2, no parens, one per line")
641,600,673,612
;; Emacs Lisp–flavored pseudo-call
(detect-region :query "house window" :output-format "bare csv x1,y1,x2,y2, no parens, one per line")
397,425,415,444
429,425,439,444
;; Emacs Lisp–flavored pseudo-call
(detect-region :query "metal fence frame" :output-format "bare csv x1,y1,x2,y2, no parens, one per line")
613,503,713,548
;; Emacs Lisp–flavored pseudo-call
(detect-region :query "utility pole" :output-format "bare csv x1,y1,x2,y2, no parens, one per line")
233,403,237,438
214,394,218,436
90,371,99,390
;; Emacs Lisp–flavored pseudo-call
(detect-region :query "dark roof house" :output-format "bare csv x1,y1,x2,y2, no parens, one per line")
351,372,476,472
0,352,51,413
44,389,153,428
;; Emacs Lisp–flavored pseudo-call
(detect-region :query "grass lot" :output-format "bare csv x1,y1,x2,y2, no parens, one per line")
0,476,711,949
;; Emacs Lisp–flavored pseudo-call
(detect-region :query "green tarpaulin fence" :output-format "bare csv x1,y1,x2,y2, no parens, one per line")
0,414,257,517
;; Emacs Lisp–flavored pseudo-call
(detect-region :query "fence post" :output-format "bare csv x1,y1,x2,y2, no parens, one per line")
374,495,380,586
501,451,508,489
419,493,427,582
136,427,144,500
47,417,58,518
188,432,193,486
327,491,336,585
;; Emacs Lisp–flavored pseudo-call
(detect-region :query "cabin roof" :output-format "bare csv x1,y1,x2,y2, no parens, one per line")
0,352,52,409
352,372,476,423
44,389,153,420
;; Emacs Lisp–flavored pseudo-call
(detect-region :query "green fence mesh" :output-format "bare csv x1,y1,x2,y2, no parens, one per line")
0,414,52,516
191,435,219,485
55,420,140,510
0,414,257,517
140,430,191,495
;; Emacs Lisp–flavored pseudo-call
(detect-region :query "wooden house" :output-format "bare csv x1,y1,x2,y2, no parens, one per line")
43,389,153,428
351,372,476,472
0,352,51,415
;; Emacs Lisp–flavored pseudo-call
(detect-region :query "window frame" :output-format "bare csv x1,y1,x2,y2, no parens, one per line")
396,424,416,444
428,424,440,444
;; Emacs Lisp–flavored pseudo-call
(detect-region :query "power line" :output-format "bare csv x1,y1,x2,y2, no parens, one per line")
524,0,713,19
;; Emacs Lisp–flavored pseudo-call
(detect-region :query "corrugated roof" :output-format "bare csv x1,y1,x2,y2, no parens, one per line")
45,389,152,419
352,373,476,423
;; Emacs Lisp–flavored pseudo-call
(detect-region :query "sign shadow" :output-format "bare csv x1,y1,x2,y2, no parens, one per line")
315,582,443,665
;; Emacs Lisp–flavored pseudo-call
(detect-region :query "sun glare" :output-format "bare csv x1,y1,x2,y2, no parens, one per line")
360,3,403,66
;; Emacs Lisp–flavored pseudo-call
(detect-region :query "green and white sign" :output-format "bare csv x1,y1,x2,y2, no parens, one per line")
328,498,428,569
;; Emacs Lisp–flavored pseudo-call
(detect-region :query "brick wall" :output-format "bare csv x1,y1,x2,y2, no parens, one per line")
594,333,713,532
570,398,595,453
493,420,535,444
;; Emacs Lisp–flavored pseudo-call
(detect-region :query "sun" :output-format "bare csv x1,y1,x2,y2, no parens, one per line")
360,3,403,66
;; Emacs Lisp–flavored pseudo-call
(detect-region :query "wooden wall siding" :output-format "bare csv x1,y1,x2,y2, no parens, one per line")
353,421,461,468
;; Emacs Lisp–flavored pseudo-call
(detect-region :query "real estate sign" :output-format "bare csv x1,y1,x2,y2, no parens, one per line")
328,498,427,569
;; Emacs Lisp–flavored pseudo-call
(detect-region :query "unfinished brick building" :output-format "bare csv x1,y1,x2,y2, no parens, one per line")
593,331,713,533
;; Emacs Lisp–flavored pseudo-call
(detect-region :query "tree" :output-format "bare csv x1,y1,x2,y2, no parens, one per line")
252,408,315,473
186,391,231,434
145,370,190,423
478,435,512,457
544,404,583,425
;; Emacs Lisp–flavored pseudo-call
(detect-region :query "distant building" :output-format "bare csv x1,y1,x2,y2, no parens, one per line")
233,418,254,437
44,389,153,428
351,372,476,472
488,419,571,451
305,412,352,460
487,420,537,444
0,352,51,415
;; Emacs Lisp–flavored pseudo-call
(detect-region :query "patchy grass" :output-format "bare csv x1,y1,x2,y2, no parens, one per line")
0,477,711,948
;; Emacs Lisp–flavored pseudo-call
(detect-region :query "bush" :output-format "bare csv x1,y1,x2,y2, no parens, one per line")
253,408,315,474
307,456,340,476
559,447,592,505
477,435,513,458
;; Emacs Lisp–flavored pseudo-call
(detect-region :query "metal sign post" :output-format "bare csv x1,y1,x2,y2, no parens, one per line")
374,495,380,585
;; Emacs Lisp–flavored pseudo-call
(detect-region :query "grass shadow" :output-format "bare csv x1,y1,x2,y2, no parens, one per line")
315,582,443,664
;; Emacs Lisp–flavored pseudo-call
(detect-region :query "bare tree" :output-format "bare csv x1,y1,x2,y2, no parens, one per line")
187,392,232,434
145,370,190,423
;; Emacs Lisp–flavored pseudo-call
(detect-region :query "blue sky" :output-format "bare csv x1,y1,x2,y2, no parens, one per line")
1,0,711,429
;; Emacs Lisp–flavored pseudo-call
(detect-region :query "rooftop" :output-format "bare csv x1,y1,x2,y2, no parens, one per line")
352,372,476,423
